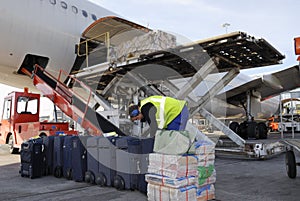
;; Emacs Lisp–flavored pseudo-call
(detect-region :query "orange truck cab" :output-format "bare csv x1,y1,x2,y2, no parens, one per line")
0,88,77,153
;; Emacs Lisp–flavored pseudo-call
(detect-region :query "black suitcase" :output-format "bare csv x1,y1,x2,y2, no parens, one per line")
97,136,118,187
85,136,101,184
138,138,154,194
63,136,77,179
20,138,45,179
114,136,141,190
53,135,66,178
72,136,88,182
43,136,54,175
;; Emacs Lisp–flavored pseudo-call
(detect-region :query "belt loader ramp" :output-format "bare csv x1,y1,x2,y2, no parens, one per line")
30,27,286,158
32,65,126,136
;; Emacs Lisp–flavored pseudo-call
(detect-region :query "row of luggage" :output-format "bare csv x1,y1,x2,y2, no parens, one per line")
19,135,88,181
85,136,154,194
19,135,154,194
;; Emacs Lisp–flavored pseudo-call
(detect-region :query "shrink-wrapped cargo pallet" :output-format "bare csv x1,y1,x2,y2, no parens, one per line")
145,174,196,188
110,30,176,63
147,184,197,201
148,153,198,178
196,184,215,201
147,130,216,201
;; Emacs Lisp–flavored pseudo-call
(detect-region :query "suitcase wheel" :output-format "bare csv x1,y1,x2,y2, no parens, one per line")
54,166,63,178
114,175,125,190
66,168,73,180
96,173,107,187
85,171,95,184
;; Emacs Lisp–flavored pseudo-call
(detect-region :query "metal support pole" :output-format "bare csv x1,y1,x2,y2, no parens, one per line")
175,58,216,99
246,90,252,122
190,67,240,117
280,93,283,139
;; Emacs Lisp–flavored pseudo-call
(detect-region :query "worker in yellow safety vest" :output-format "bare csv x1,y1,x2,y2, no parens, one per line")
129,96,189,137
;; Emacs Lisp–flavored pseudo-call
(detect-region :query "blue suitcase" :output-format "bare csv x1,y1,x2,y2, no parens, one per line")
43,136,55,175
114,136,141,190
85,136,101,184
138,138,154,194
72,136,89,182
97,136,118,187
53,135,66,178
63,136,77,179
20,138,45,179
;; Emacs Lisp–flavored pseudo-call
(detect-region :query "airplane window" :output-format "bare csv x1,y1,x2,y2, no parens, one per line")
82,10,88,18
49,0,56,5
61,1,67,9
72,6,78,14
91,14,97,21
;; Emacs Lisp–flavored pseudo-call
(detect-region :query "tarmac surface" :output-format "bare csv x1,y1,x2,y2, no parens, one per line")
1,143,300,201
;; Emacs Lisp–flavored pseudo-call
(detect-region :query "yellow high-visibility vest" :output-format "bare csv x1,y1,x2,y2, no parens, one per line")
140,96,186,129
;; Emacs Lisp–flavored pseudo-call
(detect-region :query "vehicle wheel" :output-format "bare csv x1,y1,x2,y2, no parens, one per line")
286,151,297,179
229,122,240,133
8,135,18,154
257,122,268,139
114,175,125,190
238,122,248,139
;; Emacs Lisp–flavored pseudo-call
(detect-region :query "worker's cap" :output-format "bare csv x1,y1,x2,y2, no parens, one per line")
128,104,139,118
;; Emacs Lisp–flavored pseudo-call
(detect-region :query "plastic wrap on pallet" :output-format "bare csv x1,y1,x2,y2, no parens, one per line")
145,174,196,188
148,153,198,178
196,184,215,201
193,140,215,155
198,156,215,167
153,130,197,155
110,30,176,63
197,170,216,188
147,184,197,201
197,164,215,179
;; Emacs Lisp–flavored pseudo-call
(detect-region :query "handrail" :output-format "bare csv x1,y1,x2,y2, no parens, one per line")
34,64,93,125
76,32,110,68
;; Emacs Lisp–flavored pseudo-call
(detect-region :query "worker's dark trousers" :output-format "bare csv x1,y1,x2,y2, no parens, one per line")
166,106,189,130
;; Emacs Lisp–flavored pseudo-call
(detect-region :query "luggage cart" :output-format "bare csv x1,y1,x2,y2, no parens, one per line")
282,139,300,178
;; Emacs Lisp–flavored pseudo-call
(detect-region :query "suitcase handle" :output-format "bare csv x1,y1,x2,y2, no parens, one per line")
22,142,30,150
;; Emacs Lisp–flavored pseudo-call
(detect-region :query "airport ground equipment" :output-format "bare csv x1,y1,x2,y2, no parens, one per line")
282,139,300,178
0,88,77,154
30,25,292,159
282,36,300,179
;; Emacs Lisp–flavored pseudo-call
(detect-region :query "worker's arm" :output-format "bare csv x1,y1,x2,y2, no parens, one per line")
141,103,158,137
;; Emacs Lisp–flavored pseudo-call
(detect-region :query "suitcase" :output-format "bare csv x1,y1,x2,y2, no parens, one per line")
85,136,101,184
114,136,141,190
138,138,154,194
72,136,89,182
97,136,118,187
43,136,55,175
53,135,66,178
19,138,45,179
63,136,77,180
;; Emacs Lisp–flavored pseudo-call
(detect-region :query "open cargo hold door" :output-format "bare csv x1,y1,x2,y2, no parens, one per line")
71,16,151,74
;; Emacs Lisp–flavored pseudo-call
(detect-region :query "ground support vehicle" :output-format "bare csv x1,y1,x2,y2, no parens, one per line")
0,88,77,154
